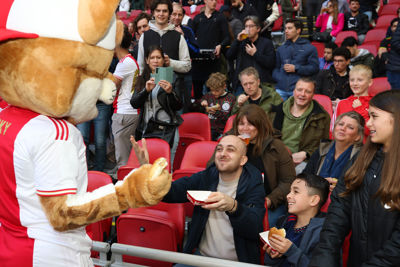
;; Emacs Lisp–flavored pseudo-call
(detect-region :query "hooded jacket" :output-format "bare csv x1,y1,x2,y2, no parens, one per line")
137,21,191,74
387,22,400,73
315,65,352,100
273,38,319,92
350,48,374,70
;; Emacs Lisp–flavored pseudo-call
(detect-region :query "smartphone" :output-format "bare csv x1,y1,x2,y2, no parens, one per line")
154,66,173,84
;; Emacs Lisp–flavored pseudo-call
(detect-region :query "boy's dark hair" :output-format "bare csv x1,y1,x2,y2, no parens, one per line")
341,36,358,48
349,0,360,4
297,173,330,209
333,47,351,60
285,18,303,33
324,42,338,51
151,0,173,15
121,25,133,50
134,12,152,33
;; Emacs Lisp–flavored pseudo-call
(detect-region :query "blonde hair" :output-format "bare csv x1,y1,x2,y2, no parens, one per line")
349,64,373,80
206,72,227,90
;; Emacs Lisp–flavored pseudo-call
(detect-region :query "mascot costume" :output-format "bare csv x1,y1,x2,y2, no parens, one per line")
0,0,172,266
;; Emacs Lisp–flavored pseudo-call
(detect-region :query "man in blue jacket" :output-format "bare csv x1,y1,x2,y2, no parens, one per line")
272,18,319,100
164,135,266,264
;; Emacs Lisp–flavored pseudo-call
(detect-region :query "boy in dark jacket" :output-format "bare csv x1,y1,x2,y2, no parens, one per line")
264,173,330,267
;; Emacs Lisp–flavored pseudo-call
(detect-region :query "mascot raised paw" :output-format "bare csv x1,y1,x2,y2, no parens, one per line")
0,0,172,266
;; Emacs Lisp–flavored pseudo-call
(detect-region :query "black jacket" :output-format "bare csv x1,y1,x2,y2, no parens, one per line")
226,36,276,86
387,23,400,73
315,66,352,100
310,149,400,266
343,12,369,35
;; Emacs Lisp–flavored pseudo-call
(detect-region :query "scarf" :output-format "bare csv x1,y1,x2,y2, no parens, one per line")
319,142,353,178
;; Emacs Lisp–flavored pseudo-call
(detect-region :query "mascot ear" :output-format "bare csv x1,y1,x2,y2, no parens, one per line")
115,20,125,47
78,0,120,45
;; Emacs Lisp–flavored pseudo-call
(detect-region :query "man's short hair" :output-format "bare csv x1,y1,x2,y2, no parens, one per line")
238,67,259,81
134,12,152,33
325,42,338,51
285,18,303,34
333,47,351,60
121,25,133,49
349,0,360,4
243,16,261,28
297,77,316,92
297,173,330,209
150,0,173,15
172,2,185,14
341,36,358,48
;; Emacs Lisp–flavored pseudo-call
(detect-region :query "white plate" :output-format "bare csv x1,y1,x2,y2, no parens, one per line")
187,190,212,205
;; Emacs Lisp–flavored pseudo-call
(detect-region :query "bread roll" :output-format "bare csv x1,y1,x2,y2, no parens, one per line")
268,227,286,241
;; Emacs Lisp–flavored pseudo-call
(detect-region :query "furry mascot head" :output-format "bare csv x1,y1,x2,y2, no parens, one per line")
0,0,171,265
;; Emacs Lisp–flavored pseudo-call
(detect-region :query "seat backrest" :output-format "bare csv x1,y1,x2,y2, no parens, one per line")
313,94,333,119
223,114,237,134
127,138,171,169
335,31,358,46
179,141,218,169
358,43,378,56
369,77,391,96
379,3,400,15
311,41,325,58
364,29,387,43
87,171,113,192
375,14,397,29
179,112,211,140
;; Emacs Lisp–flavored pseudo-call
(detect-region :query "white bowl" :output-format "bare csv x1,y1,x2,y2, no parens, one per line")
187,190,212,205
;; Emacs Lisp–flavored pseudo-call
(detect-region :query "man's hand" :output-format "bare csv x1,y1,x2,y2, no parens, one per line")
237,94,250,107
325,177,338,192
378,47,388,58
245,43,257,56
214,45,222,57
292,151,307,164
269,234,292,254
201,100,208,107
237,29,247,41
175,25,184,35
202,192,236,212
283,64,296,73
130,136,149,165
266,197,271,208
164,55,171,66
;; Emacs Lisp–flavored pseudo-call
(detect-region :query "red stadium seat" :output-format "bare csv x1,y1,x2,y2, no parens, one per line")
379,3,400,15
358,43,378,56
335,31,358,46
117,138,171,180
179,141,217,169
116,11,128,19
173,113,211,171
369,77,391,96
311,41,325,58
223,114,237,134
313,94,333,119
363,29,387,44
388,0,400,4
375,15,397,29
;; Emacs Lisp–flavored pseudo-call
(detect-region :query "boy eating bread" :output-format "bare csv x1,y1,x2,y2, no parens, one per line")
264,173,329,267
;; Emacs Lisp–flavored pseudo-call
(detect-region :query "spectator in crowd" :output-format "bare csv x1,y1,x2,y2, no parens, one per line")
230,0,258,23
310,90,400,267
209,104,295,226
357,0,378,22
160,135,265,264
306,0,323,36
334,64,372,139
220,5,243,38
191,0,230,99
131,46,182,156
264,0,280,37
231,67,282,115
341,36,374,69
130,12,151,59
319,42,337,70
199,72,236,140
111,26,140,172
226,16,276,93
343,0,369,44
316,47,352,102
273,19,319,100
304,111,364,192
264,173,330,267
270,77,330,173
315,0,345,41
137,0,191,75
170,2,200,112
321,0,350,15
247,0,273,21
387,19,400,89
281,0,300,25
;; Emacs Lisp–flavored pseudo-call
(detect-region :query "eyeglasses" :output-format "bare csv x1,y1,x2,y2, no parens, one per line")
245,24,257,29
333,59,346,63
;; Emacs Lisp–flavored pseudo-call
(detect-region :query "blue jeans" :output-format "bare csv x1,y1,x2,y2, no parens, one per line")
387,71,400,90
77,102,112,171
275,89,293,101
174,249,202,267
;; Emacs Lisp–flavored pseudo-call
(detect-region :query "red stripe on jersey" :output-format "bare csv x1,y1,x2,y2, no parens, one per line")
60,120,69,140
37,188,77,194
48,117,60,140
57,119,65,140
0,106,38,266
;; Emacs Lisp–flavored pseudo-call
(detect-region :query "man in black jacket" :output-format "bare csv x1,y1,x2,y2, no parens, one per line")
343,0,369,44
230,0,258,22
387,20,400,89
226,16,276,93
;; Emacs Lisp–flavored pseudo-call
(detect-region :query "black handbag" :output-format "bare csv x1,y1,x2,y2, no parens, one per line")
312,31,332,43
142,110,177,147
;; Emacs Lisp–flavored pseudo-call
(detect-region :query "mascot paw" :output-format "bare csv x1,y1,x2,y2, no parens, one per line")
115,158,172,210
99,78,117,104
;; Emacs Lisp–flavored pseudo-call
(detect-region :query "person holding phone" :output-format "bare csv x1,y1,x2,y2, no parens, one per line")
131,46,182,161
